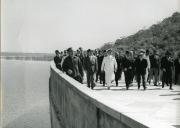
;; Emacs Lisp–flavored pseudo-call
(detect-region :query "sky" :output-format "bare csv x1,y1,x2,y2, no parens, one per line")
1,0,180,53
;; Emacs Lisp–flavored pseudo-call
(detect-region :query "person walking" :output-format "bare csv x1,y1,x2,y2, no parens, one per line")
115,52,123,86
123,51,134,90
149,51,160,86
174,52,180,85
135,51,148,90
101,49,117,90
96,50,104,83
144,50,151,84
54,50,62,70
84,49,98,89
161,51,174,89
62,47,84,83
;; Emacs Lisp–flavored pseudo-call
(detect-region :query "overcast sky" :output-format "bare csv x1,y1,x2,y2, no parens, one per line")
2,0,180,53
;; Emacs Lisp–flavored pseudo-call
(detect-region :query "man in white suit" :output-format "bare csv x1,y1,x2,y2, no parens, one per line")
101,49,117,90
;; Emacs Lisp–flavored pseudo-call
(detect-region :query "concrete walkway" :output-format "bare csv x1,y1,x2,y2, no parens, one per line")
84,79,180,128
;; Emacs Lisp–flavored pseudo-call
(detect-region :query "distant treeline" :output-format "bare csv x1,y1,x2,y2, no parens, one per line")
100,12,180,56
1,52,54,61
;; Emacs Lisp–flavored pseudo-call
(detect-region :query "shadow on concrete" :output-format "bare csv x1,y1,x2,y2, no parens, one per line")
147,88,162,90
93,88,108,91
159,93,180,96
172,125,180,128
171,91,180,93
110,88,136,91
173,98,180,100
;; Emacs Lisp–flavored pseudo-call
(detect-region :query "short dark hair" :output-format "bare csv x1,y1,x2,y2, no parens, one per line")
165,51,171,56
67,47,73,52
87,49,92,53
55,50,60,54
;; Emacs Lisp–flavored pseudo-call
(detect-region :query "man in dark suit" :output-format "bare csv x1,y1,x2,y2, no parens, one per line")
54,50,62,70
135,51,148,90
100,50,106,86
122,51,134,90
174,52,180,85
84,49,98,89
161,51,174,89
96,50,104,83
62,47,84,83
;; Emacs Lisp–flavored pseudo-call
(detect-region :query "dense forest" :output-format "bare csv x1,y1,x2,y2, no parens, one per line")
100,12,180,56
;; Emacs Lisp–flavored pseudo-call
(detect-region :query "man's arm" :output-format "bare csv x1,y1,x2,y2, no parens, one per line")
95,57,98,72
78,58,84,77
101,58,105,71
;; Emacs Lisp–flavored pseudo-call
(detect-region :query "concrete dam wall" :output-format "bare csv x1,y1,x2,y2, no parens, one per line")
49,62,148,128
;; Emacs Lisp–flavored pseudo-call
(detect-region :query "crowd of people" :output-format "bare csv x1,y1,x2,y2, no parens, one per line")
54,47,180,90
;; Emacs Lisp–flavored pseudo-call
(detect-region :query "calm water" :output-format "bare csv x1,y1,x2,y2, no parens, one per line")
1,59,51,128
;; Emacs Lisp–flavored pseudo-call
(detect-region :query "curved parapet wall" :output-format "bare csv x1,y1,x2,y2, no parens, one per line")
49,61,170,128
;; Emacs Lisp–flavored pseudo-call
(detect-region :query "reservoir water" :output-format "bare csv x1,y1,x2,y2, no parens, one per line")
1,59,51,128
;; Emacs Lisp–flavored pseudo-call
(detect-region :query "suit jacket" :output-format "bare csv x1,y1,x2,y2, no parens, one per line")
135,58,148,75
84,55,98,74
174,58,180,73
161,56,174,72
54,56,62,70
97,55,104,72
116,56,123,72
122,57,134,71
150,55,160,69
62,56,84,78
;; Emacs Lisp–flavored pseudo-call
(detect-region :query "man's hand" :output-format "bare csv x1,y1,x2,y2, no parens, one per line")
124,68,127,71
162,68,166,72
67,69,73,74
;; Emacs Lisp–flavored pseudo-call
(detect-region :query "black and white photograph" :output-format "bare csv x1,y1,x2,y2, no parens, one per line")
1,0,180,128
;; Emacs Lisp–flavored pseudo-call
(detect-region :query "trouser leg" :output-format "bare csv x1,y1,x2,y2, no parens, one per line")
125,70,131,89
136,74,141,89
142,74,146,89
106,71,113,87
167,71,173,89
145,68,149,83
101,71,105,86
124,71,128,89
149,68,154,84
154,68,159,86
86,72,91,88
131,70,135,84
96,71,100,82
162,71,166,88
115,70,120,86
91,73,96,89
175,71,178,85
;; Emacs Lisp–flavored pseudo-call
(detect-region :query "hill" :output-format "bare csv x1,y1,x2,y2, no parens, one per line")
100,12,180,55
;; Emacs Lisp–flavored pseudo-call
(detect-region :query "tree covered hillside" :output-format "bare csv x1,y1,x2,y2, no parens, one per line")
101,12,180,55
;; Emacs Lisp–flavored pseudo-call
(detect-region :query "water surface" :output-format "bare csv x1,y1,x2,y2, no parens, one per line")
1,59,51,128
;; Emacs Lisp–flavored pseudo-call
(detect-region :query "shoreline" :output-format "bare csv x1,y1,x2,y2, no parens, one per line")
1,52,54,61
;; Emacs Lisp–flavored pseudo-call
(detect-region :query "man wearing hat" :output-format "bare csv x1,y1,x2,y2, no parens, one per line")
161,51,174,89
101,49,117,89
174,52,180,85
84,49,98,89
62,47,84,83
135,51,148,90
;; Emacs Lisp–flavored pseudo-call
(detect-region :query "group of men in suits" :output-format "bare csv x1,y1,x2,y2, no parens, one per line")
54,47,180,90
